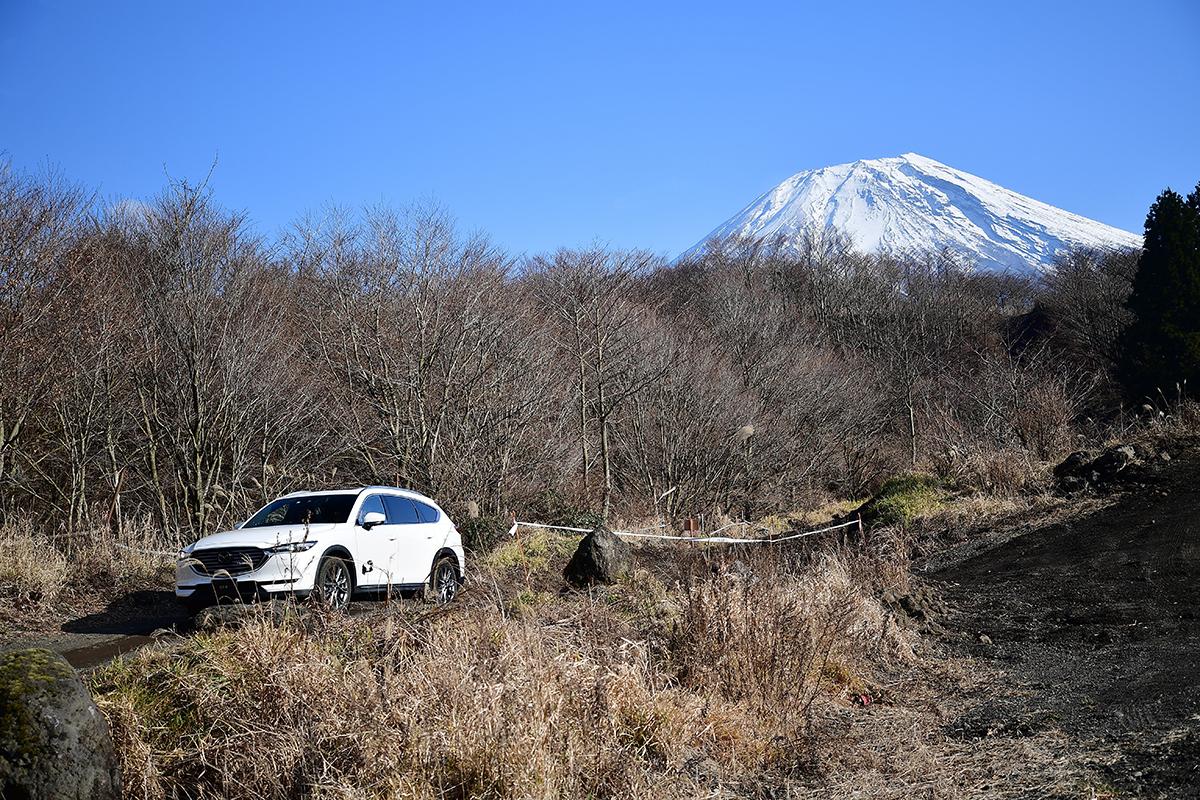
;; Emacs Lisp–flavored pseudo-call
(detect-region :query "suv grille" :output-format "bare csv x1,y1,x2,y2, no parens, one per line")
188,546,268,577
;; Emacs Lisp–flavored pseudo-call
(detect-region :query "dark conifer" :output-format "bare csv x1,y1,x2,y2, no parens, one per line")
1119,183,1200,400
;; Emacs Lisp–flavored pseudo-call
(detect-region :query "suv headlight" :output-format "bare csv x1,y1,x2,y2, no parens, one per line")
266,541,317,555
177,547,193,561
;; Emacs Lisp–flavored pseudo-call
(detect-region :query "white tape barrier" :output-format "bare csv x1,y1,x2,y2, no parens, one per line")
511,518,859,545
113,540,181,558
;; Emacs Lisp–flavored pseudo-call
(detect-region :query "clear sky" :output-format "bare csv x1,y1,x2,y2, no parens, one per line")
1,0,1198,258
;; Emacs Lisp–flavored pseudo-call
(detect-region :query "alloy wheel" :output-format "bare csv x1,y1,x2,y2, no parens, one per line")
435,562,459,604
320,560,351,609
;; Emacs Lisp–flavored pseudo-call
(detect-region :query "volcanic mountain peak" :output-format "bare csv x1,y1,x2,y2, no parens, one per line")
682,154,1140,272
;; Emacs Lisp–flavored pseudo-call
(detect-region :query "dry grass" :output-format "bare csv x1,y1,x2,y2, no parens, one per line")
0,519,70,606
66,515,179,595
1,495,1116,798
671,554,916,772
0,515,176,621
86,534,1102,799
89,541,925,799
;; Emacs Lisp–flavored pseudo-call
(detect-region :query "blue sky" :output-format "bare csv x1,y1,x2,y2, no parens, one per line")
1,0,1198,257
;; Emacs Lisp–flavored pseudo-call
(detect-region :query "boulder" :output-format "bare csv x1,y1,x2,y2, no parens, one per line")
0,648,120,799
1059,475,1088,494
1092,445,1136,480
563,527,632,587
1053,450,1094,478
1054,444,1140,493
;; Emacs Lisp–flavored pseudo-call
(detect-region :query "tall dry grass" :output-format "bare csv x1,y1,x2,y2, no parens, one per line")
0,514,176,613
90,543,915,799
0,519,70,605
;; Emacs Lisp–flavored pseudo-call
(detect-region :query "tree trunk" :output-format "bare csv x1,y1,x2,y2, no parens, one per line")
599,380,612,517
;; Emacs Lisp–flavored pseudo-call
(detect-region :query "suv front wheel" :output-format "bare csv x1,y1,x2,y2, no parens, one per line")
314,556,353,610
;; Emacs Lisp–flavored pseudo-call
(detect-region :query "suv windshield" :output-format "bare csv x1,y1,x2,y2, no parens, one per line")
244,494,355,528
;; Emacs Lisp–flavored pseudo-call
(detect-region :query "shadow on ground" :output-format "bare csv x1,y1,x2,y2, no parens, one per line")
61,590,190,637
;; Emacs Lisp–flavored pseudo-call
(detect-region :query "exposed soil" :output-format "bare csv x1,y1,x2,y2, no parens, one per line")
930,441,1200,798
1,589,189,668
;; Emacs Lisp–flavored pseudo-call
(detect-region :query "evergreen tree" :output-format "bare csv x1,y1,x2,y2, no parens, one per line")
1119,183,1200,400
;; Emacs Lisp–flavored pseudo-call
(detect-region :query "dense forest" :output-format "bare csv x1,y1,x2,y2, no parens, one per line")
0,162,1149,536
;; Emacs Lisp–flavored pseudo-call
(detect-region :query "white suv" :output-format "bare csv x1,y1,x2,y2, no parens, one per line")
175,487,465,611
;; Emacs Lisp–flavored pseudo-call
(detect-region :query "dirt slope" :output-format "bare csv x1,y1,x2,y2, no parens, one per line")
932,446,1200,797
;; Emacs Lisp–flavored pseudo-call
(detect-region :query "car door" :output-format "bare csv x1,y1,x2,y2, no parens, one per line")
410,499,445,580
354,493,394,588
380,495,429,586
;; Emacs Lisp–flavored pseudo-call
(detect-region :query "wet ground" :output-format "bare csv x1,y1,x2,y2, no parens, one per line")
1,589,190,668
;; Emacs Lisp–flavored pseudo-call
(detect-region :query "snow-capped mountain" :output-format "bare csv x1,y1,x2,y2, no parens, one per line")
681,153,1141,272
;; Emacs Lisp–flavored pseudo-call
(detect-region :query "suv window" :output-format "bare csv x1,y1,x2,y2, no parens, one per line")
358,494,386,525
383,495,420,524
414,501,440,523
245,494,355,527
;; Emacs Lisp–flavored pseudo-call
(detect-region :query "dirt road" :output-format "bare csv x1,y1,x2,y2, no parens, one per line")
0,589,190,668
933,448,1200,797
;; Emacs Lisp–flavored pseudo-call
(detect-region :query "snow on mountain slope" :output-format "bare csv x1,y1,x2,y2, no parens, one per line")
681,154,1141,273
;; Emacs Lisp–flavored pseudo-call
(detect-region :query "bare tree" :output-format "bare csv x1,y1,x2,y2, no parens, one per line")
530,247,667,515
0,162,89,520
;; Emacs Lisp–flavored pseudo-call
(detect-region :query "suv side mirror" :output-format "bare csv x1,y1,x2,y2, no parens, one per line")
361,510,386,530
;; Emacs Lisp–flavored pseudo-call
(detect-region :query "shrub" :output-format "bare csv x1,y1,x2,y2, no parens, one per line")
526,491,606,531
860,472,948,529
479,528,579,574
456,515,512,555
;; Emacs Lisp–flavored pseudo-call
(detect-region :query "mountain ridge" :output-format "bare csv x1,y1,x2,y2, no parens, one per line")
681,154,1141,272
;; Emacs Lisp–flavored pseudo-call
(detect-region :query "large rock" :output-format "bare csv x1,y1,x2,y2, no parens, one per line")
1058,475,1088,494
563,527,632,587
1092,445,1136,479
1053,450,1094,479
0,648,120,799
1054,444,1139,493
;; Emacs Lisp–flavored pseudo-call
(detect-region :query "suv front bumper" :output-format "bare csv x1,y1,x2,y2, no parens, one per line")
175,550,320,599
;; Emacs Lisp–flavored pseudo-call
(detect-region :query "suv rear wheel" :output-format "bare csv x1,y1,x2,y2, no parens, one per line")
429,555,461,605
